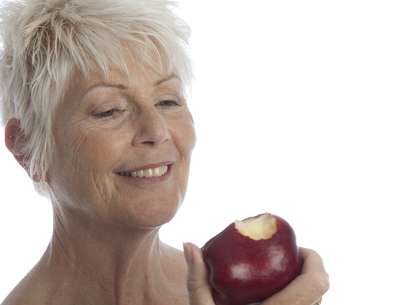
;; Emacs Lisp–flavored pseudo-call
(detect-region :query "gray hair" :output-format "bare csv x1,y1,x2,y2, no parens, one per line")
0,0,192,198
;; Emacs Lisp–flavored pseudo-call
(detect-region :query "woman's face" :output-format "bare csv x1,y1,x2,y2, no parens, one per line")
48,56,196,229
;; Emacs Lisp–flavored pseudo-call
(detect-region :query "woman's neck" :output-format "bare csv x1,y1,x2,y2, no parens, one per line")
33,211,189,305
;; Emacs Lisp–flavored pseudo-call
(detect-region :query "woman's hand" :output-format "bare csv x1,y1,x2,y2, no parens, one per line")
183,243,329,305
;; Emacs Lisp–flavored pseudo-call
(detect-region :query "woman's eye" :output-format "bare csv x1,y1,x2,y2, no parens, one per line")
157,100,180,107
94,108,124,118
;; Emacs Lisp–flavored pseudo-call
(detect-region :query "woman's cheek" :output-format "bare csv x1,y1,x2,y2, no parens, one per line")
169,110,196,148
87,171,115,207
180,120,196,153
75,124,128,164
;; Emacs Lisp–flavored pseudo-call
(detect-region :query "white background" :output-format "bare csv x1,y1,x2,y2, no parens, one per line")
1,0,407,304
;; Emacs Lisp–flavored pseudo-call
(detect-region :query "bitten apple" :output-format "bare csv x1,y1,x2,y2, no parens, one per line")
201,213,302,305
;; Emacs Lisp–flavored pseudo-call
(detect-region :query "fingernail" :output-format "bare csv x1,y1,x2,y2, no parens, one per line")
183,242,193,265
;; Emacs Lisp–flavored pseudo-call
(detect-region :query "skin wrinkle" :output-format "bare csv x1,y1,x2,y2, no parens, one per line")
51,213,109,292
59,115,117,219
46,223,113,304
69,130,86,181
49,216,70,267
53,210,152,301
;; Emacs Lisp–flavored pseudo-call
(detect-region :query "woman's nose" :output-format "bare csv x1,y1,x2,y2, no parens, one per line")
131,108,170,146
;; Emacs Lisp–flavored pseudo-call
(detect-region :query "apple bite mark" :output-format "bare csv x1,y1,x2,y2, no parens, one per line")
234,213,277,240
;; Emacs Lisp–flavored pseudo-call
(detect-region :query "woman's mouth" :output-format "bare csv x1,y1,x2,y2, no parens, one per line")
116,164,173,184
118,164,169,178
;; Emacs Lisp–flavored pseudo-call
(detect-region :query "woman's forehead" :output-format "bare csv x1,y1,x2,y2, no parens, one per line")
67,42,181,97
63,64,180,109
73,64,178,93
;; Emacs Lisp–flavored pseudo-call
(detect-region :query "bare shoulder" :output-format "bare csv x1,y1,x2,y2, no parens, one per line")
1,265,48,305
160,242,189,291
161,242,188,273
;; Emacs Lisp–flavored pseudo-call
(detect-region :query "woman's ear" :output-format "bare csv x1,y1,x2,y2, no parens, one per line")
5,118,43,182
4,118,28,171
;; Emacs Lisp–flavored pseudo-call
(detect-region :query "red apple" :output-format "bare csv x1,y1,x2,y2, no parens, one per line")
201,213,302,305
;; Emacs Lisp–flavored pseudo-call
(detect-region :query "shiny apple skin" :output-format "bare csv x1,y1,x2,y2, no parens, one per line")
201,213,303,305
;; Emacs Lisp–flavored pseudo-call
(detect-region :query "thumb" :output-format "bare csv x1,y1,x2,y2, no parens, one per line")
183,242,216,305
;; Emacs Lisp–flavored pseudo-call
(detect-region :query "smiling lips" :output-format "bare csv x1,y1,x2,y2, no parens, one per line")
118,165,169,178
117,161,174,179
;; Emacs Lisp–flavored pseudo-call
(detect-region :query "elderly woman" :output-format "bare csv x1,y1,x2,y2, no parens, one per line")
0,0,329,305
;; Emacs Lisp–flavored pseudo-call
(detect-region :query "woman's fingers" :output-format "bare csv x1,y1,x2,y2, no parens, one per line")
261,273,328,305
183,242,216,305
261,247,329,305
183,244,329,305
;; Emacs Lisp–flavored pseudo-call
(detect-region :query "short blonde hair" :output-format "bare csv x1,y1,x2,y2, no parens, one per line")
0,0,192,197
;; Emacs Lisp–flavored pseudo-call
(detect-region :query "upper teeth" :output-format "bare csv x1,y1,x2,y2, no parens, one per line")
121,165,169,178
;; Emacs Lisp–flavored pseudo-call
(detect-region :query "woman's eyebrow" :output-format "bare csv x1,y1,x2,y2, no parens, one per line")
81,82,128,100
154,73,180,86
81,74,180,100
